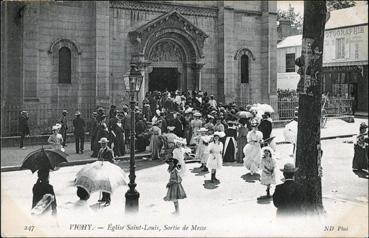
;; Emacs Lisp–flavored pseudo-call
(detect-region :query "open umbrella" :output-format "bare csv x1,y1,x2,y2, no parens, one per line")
75,161,128,195
283,120,298,144
237,111,253,118
258,104,275,113
21,147,69,173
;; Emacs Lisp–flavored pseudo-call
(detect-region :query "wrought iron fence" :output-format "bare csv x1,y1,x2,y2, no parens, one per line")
1,103,96,137
235,97,353,120
1,98,354,137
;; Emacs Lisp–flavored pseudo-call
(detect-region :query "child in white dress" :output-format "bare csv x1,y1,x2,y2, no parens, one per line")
259,147,276,198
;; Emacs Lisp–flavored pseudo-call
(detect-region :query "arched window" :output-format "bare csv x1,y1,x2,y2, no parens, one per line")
59,47,71,84
241,55,249,84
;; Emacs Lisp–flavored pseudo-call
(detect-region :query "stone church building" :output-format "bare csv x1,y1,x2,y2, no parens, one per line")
1,1,277,133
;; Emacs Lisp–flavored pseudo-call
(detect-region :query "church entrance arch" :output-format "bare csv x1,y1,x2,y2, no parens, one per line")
128,11,208,101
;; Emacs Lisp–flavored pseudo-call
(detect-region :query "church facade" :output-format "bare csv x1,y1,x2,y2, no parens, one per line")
1,1,277,133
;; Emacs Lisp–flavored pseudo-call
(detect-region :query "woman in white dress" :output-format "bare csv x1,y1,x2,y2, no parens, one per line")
206,131,225,183
243,119,263,175
172,138,187,177
48,125,64,151
189,112,203,145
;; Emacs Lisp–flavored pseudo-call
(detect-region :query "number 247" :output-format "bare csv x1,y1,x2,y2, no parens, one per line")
24,226,35,232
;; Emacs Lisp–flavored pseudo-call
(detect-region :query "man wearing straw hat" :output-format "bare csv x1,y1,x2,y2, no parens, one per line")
97,137,115,205
272,163,304,216
73,111,85,154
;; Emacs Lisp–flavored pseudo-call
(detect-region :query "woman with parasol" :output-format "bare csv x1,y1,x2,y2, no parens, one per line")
32,169,57,216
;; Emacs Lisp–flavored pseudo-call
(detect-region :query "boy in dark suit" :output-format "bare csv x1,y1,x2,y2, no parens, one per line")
97,137,115,205
273,163,304,217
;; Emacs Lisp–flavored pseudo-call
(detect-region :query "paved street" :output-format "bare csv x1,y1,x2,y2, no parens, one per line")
1,137,368,237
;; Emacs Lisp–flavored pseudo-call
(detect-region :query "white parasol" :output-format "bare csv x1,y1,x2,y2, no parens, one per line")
75,161,128,194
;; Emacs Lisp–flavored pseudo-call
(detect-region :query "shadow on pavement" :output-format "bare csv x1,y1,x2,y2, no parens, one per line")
353,170,369,179
203,180,219,189
256,195,273,204
241,173,260,183
116,159,165,172
190,167,210,176
223,162,244,167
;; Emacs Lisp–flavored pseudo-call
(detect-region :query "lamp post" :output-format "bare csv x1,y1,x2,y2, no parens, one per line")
124,63,143,212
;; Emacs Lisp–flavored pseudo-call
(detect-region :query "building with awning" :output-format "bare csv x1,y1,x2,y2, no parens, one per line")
277,4,368,114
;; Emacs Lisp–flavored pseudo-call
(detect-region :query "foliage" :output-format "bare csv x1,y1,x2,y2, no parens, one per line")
326,0,357,11
277,89,298,100
277,4,303,33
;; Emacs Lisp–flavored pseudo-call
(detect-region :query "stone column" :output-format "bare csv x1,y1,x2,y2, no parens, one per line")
192,62,204,91
95,1,110,107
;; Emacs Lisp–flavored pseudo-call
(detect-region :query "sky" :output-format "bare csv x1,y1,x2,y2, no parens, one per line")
277,1,304,15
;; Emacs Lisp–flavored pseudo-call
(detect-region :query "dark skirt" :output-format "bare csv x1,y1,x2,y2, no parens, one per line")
352,144,368,170
223,138,235,162
236,137,247,163
164,183,187,202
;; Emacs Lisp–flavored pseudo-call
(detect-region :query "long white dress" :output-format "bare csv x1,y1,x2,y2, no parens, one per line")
206,142,223,170
260,156,276,185
172,147,186,177
243,130,263,173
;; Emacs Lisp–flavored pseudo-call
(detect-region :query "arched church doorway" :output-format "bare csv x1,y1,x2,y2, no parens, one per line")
149,67,180,91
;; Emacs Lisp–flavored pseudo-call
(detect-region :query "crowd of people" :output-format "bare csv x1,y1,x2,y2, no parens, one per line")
23,89,369,217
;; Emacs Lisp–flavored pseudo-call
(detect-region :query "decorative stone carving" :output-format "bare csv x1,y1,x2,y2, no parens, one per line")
111,1,218,18
48,38,82,55
234,48,256,61
129,10,208,59
149,41,184,62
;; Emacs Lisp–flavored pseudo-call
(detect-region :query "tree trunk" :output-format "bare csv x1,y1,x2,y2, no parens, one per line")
295,1,327,215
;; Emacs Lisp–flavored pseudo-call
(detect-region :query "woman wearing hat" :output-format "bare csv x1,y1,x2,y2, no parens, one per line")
259,147,276,199
352,122,368,172
163,158,187,214
236,118,249,163
243,119,263,175
194,128,209,171
189,112,203,145
172,138,188,177
150,119,163,160
183,109,193,145
48,125,64,151
93,115,109,156
223,121,237,163
112,112,126,157
207,131,225,183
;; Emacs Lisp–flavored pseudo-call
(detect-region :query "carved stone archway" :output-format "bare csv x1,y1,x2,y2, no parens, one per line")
128,10,207,99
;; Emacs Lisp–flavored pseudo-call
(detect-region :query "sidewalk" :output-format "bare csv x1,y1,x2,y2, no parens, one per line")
1,138,367,237
1,118,367,171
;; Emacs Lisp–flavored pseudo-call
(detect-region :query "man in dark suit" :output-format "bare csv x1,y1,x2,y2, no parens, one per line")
19,111,30,149
97,137,115,205
273,163,304,217
258,112,272,140
73,111,85,154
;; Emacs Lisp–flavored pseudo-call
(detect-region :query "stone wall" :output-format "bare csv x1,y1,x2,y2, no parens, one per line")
22,1,97,108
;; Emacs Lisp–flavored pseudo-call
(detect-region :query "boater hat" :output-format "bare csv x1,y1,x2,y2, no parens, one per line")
75,111,81,116
213,131,225,138
193,112,201,117
280,163,298,173
198,127,208,132
167,126,175,131
98,137,109,143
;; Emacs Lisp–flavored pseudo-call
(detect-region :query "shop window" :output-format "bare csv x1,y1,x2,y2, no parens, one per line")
59,47,71,84
285,53,295,72
241,55,249,84
335,38,345,59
